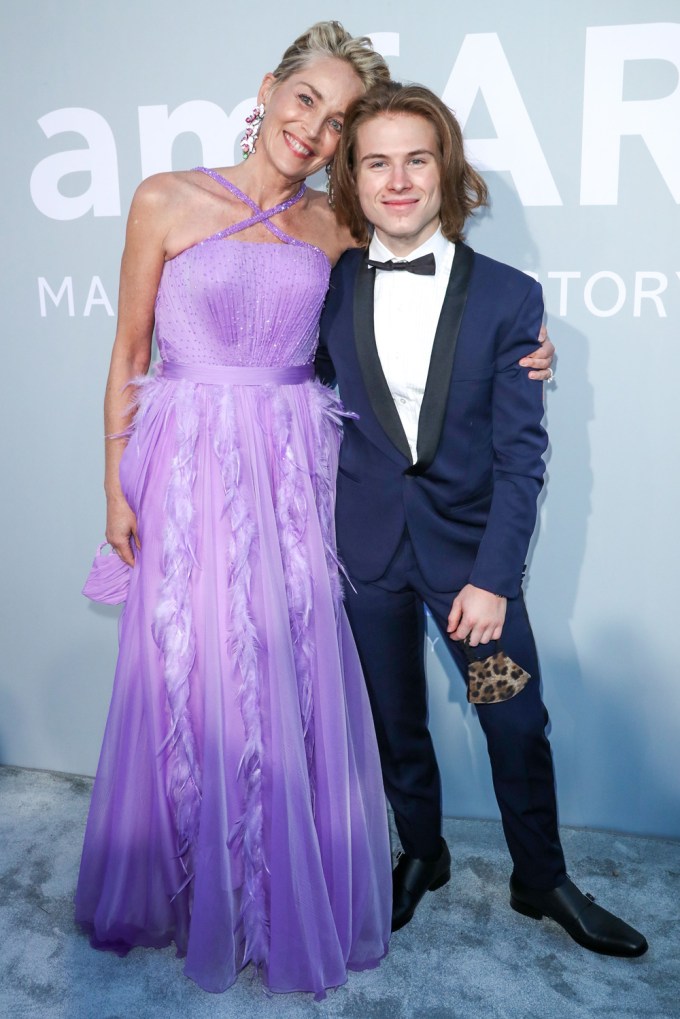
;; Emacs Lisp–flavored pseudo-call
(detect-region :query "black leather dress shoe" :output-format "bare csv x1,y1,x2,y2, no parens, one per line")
392,838,451,932
510,875,648,957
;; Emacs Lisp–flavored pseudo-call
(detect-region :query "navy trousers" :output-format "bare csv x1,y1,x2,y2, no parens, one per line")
343,531,567,890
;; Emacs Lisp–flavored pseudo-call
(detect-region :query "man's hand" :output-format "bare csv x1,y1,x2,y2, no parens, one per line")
447,584,507,646
519,323,555,381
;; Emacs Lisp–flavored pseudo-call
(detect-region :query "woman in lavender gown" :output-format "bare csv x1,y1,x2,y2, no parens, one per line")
75,22,394,997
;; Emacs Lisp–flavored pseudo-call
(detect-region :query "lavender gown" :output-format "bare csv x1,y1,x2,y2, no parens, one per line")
75,170,392,996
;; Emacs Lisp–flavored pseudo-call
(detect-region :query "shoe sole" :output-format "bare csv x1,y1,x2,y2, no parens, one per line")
510,895,543,920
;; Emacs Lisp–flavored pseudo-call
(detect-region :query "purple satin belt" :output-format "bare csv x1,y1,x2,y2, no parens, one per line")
159,361,315,386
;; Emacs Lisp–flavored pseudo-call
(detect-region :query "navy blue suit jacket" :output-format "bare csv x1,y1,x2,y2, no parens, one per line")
315,243,548,598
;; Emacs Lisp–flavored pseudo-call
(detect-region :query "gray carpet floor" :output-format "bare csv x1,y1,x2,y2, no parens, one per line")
1,766,678,1019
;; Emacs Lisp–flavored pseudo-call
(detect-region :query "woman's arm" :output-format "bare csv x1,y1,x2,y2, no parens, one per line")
104,177,172,565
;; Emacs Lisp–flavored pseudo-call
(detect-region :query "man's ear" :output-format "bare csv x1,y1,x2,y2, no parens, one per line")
257,72,276,106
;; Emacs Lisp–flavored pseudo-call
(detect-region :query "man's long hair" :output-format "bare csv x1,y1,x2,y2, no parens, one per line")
331,81,489,246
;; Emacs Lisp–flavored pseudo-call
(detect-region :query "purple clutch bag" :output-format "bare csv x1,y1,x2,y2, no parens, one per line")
82,543,132,605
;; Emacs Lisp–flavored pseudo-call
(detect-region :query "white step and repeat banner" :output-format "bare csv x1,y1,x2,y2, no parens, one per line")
2,0,678,837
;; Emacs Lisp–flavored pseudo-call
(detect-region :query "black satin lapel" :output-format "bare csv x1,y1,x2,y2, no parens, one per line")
353,255,413,463
408,243,475,476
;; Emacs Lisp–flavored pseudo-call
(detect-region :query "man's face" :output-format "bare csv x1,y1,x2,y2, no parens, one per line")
354,112,443,256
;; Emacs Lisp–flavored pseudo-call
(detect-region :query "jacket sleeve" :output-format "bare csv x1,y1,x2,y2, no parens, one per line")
468,279,548,597
314,268,340,386
314,326,337,386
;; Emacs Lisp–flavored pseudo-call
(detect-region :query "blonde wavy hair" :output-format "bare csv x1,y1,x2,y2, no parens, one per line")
271,21,391,92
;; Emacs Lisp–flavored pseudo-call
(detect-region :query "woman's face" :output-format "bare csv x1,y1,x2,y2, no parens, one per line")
256,55,365,180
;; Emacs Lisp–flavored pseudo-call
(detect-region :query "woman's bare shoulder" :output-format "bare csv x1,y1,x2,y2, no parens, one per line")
305,186,341,217
129,168,240,257
304,187,361,262
131,169,215,214
125,172,197,241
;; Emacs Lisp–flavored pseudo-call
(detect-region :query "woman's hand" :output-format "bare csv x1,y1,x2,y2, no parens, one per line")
447,584,507,646
519,323,555,381
106,493,140,567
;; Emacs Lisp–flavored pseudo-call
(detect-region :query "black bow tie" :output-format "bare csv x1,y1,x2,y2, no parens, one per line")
367,253,436,276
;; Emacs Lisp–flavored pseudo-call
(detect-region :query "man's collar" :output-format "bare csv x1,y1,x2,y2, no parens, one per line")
368,224,448,264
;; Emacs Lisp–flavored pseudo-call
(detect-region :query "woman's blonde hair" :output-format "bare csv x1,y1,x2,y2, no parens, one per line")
272,21,391,93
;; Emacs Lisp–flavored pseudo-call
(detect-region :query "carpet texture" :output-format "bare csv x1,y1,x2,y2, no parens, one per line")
0,766,677,1019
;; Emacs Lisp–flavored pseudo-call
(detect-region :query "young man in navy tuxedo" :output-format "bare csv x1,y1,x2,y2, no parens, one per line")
316,82,646,957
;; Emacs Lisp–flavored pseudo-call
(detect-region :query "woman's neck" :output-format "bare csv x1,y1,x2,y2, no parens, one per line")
224,158,306,209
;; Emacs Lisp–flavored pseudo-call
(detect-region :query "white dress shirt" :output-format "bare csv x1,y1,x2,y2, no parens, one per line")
370,227,455,463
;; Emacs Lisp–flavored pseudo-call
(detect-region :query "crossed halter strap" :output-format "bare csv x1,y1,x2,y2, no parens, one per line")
195,166,308,244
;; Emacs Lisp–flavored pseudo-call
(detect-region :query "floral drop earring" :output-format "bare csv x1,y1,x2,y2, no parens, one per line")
325,162,335,207
240,103,265,159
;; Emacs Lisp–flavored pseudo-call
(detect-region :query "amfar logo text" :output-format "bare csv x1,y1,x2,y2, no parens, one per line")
29,26,680,219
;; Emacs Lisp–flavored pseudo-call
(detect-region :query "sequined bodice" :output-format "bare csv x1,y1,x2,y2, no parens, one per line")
154,170,331,368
